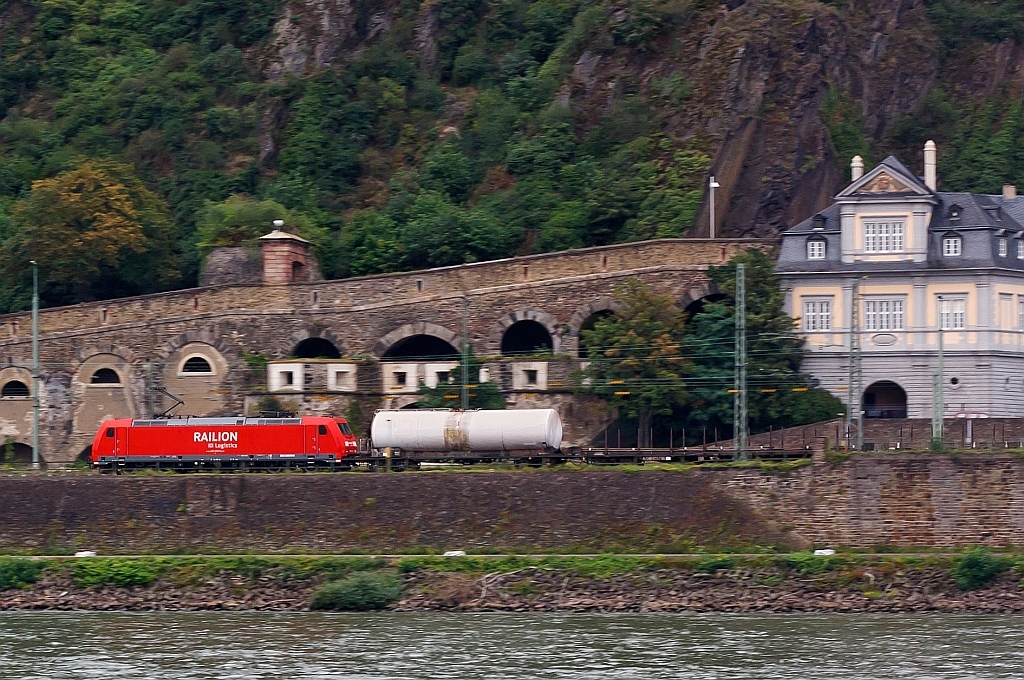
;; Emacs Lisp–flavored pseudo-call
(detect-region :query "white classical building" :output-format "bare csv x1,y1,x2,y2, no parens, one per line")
777,142,1024,419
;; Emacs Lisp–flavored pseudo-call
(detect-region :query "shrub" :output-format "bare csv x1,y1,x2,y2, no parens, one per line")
954,548,1012,590
309,571,402,611
696,555,736,573
779,551,840,576
72,559,158,588
0,556,42,589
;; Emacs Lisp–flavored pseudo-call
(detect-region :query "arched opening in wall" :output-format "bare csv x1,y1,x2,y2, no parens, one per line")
1,380,29,397
292,261,305,282
0,442,34,466
181,356,213,374
90,368,121,385
501,321,553,356
863,381,907,418
684,293,728,318
383,335,459,360
578,311,615,358
293,337,341,359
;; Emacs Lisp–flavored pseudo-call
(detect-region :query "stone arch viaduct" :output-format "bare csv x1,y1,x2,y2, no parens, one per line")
0,238,773,464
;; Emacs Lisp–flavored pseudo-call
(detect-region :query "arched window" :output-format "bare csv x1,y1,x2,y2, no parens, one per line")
181,356,213,374
90,368,121,384
1,380,29,397
948,204,962,222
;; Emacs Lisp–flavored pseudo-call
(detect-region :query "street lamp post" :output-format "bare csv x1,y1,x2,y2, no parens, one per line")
932,296,945,449
709,176,720,238
30,260,39,470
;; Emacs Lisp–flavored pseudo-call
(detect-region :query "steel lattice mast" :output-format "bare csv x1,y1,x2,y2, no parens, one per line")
734,263,748,459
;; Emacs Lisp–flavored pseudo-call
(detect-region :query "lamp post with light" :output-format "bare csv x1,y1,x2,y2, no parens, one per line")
30,260,39,470
709,176,720,238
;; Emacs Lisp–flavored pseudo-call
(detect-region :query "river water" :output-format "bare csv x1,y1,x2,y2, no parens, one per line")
0,612,1022,679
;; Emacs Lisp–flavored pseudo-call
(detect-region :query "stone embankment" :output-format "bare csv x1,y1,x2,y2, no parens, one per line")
3,558,1023,613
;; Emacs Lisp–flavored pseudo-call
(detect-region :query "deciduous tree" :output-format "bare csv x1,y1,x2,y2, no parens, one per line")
0,160,178,310
578,279,690,447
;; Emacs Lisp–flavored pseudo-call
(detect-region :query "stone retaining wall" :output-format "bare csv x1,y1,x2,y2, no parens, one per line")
2,452,1023,553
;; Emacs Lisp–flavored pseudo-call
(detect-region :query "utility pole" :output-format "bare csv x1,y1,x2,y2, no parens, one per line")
461,295,469,410
932,297,945,449
709,176,720,238
30,260,39,470
733,263,748,459
846,279,862,450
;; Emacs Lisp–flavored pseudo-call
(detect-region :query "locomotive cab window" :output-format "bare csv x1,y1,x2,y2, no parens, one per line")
337,421,352,435
105,427,115,438
318,425,328,435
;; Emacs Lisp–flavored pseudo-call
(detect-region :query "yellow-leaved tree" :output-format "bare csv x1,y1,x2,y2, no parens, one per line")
0,160,178,310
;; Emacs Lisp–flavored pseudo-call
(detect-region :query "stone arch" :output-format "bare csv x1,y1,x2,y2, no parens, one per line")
293,337,342,359
494,309,561,355
0,366,32,399
162,341,230,418
156,328,235,364
373,323,460,359
862,380,907,418
0,366,33,456
568,299,623,358
678,280,725,317
72,352,136,456
286,325,345,359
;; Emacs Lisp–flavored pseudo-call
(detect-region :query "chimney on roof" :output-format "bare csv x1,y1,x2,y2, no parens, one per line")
1003,184,1017,200
850,155,864,181
924,140,937,191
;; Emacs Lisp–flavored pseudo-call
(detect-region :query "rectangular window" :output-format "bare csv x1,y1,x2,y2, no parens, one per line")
864,299,905,331
803,299,832,331
807,240,825,260
943,237,962,256
939,298,966,330
1018,296,1024,330
999,238,1008,257
1017,241,1024,259
282,371,293,386
394,371,407,386
864,221,905,253
524,369,538,385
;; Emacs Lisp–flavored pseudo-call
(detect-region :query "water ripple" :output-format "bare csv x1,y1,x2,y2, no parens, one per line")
0,612,1022,679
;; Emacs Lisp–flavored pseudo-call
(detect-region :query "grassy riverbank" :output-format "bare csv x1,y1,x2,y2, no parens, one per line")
2,551,1023,613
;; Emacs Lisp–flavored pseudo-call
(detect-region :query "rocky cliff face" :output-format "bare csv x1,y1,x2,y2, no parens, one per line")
1,0,1020,275
253,0,1015,236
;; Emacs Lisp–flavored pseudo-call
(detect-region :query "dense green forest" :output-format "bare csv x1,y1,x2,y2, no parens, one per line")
1,0,1024,310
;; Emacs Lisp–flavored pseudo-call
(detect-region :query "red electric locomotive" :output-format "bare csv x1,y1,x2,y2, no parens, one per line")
90,415,359,471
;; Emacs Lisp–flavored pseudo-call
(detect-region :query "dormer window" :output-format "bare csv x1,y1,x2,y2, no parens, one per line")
812,214,826,230
806,238,826,260
863,220,904,253
948,204,962,222
943,234,962,257
999,237,1008,257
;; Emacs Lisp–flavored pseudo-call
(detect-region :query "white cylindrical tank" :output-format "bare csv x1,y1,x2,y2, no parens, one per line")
370,409,562,452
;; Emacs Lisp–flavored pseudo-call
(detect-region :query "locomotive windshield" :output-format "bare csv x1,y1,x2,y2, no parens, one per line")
336,421,352,435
